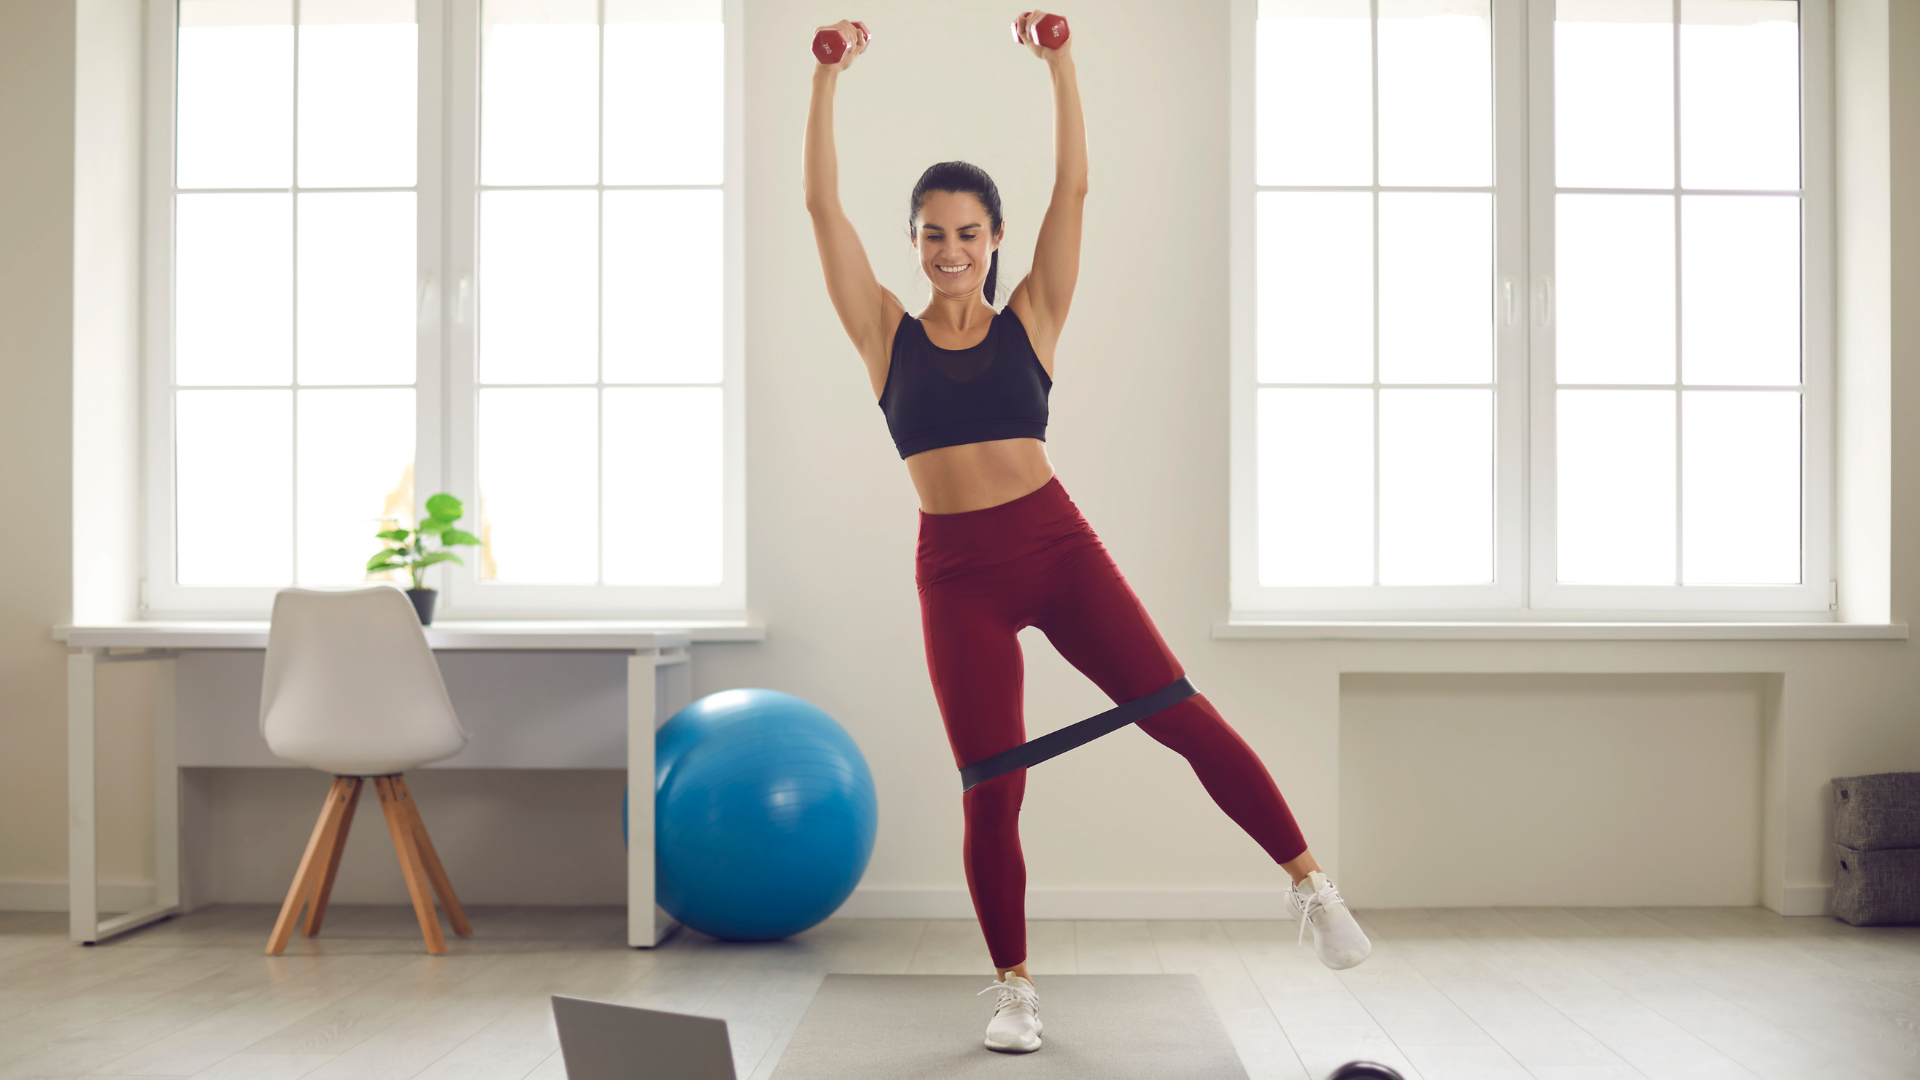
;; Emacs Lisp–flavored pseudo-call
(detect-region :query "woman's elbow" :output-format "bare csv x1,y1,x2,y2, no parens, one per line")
803,188,839,217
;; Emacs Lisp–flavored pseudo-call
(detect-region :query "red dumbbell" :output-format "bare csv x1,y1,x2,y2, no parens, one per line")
1011,11,1070,48
812,21,871,65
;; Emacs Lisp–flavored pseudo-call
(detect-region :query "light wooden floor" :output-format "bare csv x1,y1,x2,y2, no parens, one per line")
1,904,1917,1079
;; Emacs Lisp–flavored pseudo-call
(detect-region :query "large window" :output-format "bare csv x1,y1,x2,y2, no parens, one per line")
146,0,743,618
1232,0,1828,619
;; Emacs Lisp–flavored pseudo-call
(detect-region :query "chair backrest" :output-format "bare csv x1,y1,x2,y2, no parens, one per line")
260,587,469,776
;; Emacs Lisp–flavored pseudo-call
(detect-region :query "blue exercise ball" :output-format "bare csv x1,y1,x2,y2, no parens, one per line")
653,689,877,941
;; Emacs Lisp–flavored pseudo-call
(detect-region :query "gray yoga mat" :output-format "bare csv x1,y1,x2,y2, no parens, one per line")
769,974,1250,1080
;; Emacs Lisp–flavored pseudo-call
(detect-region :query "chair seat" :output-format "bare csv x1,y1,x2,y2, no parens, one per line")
267,740,466,778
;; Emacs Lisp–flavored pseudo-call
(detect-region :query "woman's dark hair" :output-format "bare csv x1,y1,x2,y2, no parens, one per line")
909,161,1003,305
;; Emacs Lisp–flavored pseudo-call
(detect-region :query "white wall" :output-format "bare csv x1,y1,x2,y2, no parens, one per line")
5,0,1920,920
1340,674,1765,909
180,768,629,908
0,0,83,906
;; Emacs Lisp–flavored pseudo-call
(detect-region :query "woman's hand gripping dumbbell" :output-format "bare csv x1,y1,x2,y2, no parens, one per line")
1011,10,1071,54
812,19,871,68
811,14,1065,67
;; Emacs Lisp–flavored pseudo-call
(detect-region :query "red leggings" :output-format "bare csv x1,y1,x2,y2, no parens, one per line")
916,477,1308,970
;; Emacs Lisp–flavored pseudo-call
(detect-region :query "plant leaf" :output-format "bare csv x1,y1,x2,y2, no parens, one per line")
412,550,465,570
439,529,482,547
415,520,450,535
366,551,406,572
375,528,412,542
424,493,464,521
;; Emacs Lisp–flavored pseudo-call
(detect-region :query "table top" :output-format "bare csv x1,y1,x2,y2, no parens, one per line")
52,620,762,651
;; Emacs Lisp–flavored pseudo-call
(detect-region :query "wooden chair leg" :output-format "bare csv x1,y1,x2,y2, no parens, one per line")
375,776,446,955
267,777,355,955
302,777,362,937
391,775,471,937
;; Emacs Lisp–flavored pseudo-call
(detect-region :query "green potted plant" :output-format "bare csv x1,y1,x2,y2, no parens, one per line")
366,493,482,625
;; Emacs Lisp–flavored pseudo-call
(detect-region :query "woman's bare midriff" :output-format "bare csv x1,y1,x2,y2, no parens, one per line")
906,438,1056,514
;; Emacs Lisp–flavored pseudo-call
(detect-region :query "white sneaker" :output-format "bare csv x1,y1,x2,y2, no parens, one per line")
977,975,1043,1052
1287,871,1372,970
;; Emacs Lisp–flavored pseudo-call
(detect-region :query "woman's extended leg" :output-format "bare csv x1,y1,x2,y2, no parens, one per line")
1031,542,1308,867
1030,534,1372,969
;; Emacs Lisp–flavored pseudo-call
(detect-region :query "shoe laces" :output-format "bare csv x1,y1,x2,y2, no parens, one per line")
978,978,1039,1018
1293,880,1345,947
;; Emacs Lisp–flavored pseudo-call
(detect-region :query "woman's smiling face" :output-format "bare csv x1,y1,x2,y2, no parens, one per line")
912,190,1002,300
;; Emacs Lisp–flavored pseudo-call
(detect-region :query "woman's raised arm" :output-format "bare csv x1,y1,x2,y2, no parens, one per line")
804,20,903,394
1006,11,1088,364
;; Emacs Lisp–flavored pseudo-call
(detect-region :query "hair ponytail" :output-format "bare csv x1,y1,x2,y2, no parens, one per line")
908,160,1006,307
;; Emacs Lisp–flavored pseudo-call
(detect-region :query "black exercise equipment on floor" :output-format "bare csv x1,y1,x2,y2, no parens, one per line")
1327,1063,1405,1080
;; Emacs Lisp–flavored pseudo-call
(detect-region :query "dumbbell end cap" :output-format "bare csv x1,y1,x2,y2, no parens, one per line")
812,27,852,64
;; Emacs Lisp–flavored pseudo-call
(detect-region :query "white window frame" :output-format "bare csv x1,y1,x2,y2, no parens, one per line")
1228,0,1834,622
441,0,746,618
141,0,746,619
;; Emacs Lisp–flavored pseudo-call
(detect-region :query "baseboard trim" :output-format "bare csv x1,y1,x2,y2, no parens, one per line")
0,879,156,913
10,880,1819,921
834,888,1296,921
1776,883,1833,917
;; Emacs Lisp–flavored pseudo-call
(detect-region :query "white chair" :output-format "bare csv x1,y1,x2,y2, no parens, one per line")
260,586,472,955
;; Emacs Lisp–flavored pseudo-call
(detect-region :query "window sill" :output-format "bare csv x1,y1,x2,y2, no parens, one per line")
54,618,766,649
1213,620,1908,641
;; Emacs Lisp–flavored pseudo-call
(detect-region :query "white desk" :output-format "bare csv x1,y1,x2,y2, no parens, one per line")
57,621,725,948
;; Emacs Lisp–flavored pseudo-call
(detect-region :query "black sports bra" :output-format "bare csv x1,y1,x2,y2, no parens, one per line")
878,307,1052,460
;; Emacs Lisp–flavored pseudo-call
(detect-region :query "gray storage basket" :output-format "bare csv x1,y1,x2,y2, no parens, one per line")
1833,773,1920,850
1832,844,1920,926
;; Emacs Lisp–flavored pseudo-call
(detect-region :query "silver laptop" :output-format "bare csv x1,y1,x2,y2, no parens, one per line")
551,995,736,1080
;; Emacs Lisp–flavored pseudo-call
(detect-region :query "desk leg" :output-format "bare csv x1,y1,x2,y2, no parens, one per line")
68,650,183,944
68,650,99,943
154,659,180,912
628,651,677,948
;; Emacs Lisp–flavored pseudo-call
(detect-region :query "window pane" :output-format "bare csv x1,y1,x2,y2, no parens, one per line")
1558,389,1675,583
1258,388,1373,586
481,0,599,186
298,0,417,188
1555,194,1674,384
177,193,292,386
1379,192,1492,384
604,2,723,186
1682,390,1799,584
1555,0,1673,189
296,389,415,585
604,388,722,585
1680,0,1799,191
298,192,417,385
1380,389,1493,583
604,190,723,384
477,388,599,583
1681,195,1800,386
1255,0,1371,186
177,389,292,584
177,0,292,189
479,190,598,384
1378,0,1492,187
1256,192,1372,384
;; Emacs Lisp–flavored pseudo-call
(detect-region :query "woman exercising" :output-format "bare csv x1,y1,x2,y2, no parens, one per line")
803,11,1371,1053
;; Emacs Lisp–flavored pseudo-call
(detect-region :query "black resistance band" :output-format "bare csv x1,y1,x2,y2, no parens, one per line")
958,676,1199,792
